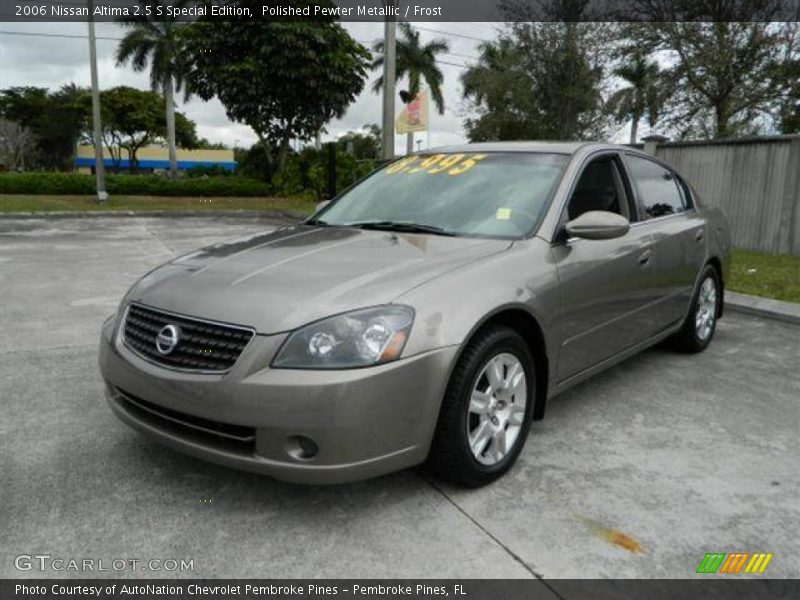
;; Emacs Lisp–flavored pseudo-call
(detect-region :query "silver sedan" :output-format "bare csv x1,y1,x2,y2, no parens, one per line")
98,142,731,486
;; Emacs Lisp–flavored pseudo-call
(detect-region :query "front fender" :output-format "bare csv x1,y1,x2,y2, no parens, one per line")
395,238,560,374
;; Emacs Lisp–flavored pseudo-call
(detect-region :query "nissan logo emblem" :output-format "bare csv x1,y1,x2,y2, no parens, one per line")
155,324,180,355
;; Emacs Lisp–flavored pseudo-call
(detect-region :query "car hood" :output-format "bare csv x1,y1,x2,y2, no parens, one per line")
128,225,511,333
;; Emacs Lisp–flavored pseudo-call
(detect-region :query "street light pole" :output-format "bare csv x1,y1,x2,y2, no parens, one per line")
381,8,396,161
87,0,107,202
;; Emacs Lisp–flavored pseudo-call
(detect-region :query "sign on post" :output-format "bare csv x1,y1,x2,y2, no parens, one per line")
395,91,429,134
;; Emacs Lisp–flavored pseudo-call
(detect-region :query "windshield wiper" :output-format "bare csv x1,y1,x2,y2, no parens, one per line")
345,220,456,237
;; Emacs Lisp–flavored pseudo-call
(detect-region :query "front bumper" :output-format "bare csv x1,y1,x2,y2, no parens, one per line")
98,315,457,484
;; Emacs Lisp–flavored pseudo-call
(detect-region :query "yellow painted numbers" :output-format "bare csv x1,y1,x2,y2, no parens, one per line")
406,154,445,173
428,154,466,174
385,155,418,174
386,154,488,176
446,154,487,175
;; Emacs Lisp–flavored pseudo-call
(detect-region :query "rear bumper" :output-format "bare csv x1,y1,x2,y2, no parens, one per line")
99,315,457,484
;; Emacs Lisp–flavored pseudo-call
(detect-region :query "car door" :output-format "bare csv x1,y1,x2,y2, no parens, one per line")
552,153,658,382
622,153,707,326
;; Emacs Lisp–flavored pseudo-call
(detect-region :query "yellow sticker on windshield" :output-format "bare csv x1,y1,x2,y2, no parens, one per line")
385,153,487,176
496,208,511,220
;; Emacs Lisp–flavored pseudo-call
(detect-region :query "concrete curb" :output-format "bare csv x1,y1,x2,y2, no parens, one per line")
0,209,309,220
726,291,800,325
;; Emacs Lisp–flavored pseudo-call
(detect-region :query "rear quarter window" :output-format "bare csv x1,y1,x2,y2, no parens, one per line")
675,175,695,210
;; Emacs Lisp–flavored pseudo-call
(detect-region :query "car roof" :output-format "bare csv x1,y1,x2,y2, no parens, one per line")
428,141,625,155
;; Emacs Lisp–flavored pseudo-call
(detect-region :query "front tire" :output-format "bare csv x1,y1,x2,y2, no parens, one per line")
427,325,535,487
671,265,721,353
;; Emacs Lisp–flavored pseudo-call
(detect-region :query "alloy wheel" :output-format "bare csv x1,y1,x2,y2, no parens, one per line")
466,352,527,466
695,276,717,341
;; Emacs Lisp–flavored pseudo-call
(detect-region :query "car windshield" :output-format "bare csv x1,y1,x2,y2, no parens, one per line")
313,152,569,238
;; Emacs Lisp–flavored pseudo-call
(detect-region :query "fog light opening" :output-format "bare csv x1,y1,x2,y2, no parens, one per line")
286,435,319,461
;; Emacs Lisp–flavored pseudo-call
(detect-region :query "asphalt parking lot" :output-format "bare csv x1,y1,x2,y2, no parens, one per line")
1,215,798,580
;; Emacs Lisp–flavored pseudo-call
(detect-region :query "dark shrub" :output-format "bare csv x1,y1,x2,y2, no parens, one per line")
0,172,270,196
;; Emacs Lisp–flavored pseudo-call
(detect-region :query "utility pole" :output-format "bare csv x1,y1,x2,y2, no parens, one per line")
165,76,177,179
381,8,396,161
87,0,107,202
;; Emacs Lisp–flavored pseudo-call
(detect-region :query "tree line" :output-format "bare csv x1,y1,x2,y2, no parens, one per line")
0,84,218,172
463,10,800,143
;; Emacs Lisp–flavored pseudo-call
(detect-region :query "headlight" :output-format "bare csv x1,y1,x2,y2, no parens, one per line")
272,306,414,369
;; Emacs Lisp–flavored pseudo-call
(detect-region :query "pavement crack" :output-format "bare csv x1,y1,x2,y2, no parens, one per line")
419,472,566,599
143,224,178,257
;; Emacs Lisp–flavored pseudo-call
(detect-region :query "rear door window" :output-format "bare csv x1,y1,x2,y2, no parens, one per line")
625,155,688,219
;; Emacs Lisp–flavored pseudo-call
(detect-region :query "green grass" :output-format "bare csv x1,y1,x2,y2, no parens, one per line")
0,194,315,215
0,172,273,196
729,248,800,304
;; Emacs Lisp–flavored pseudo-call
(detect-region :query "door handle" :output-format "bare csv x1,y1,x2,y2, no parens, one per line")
695,229,705,242
638,249,651,266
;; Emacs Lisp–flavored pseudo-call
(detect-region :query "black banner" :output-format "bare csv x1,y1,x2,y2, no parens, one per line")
3,0,800,22
3,580,800,600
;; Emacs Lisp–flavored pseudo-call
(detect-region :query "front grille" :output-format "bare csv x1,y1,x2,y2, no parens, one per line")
116,389,256,453
123,303,254,372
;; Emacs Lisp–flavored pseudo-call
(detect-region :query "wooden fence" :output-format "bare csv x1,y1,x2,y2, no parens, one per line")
649,135,800,256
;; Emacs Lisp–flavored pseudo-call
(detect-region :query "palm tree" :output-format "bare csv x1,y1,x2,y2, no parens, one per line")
372,24,449,153
606,52,664,144
116,1,187,178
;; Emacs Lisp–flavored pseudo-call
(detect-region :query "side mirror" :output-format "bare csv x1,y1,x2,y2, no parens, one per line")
565,210,630,240
315,200,331,213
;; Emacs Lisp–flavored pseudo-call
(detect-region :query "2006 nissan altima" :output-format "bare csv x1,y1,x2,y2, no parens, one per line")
99,142,731,486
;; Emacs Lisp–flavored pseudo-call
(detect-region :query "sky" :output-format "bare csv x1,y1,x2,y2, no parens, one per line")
0,21,504,154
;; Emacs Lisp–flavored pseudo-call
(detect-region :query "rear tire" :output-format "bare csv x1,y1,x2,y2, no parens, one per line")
426,325,535,487
671,265,721,353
